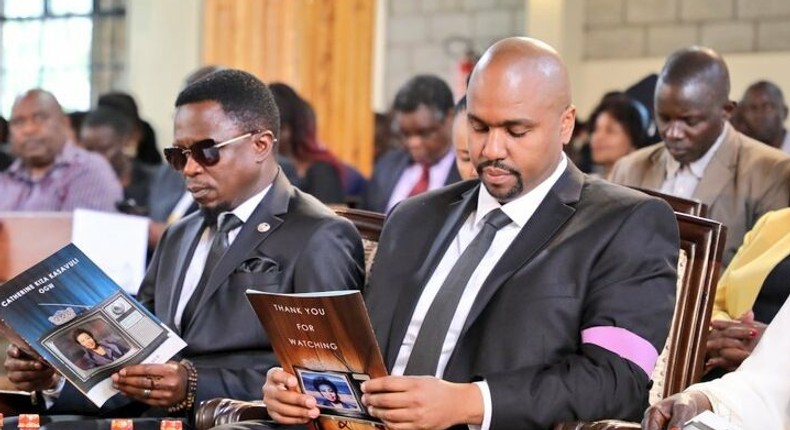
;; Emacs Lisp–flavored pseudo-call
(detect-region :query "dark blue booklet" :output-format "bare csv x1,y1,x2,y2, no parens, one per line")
0,244,186,406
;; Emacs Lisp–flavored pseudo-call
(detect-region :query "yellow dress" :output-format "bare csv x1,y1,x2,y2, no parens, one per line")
713,208,790,320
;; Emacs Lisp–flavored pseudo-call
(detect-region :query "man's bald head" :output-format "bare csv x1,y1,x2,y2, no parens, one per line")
738,80,788,147
469,37,572,113
466,37,576,203
659,46,730,105
9,89,69,173
654,46,736,164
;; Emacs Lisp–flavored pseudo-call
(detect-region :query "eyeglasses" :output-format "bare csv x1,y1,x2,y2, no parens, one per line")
395,123,442,142
164,130,262,171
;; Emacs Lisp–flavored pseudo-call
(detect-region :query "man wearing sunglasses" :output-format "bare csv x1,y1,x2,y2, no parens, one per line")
4,69,365,427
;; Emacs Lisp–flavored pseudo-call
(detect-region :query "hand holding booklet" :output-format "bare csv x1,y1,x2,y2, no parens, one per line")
0,244,186,407
246,289,386,430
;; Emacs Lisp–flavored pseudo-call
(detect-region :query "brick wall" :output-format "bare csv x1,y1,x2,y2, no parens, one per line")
384,0,525,105
584,0,790,60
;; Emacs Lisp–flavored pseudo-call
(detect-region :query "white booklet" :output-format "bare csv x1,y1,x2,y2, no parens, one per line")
0,244,185,406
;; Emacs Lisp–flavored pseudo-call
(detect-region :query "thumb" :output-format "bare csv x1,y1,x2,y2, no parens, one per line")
739,310,755,324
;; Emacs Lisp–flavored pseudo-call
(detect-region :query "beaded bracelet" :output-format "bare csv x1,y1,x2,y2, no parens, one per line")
168,359,198,413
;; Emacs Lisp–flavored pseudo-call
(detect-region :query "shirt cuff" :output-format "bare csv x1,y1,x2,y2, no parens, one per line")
40,375,66,409
689,385,742,430
470,380,492,430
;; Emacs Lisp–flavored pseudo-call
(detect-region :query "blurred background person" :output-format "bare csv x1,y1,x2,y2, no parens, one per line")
66,111,87,145
363,74,459,213
0,116,12,171
735,80,790,154
269,82,346,205
97,91,161,166
588,92,649,179
0,89,121,212
451,95,476,180
79,106,155,213
373,112,398,163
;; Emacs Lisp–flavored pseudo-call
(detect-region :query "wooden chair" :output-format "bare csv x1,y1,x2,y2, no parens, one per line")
194,207,385,430
331,206,385,277
630,187,708,218
555,213,726,430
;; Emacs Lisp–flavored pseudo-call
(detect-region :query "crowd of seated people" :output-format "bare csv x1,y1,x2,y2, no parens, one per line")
3,36,790,430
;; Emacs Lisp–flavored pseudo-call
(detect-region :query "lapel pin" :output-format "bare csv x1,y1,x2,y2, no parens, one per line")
257,222,271,233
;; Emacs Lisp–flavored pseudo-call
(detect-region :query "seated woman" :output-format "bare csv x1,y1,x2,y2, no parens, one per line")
269,83,346,204
704,208,790,377
587,93,648,179
643,294,790,429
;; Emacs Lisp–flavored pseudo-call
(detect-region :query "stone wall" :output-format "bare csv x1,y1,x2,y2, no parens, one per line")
585,0,790,59
383,0,525,105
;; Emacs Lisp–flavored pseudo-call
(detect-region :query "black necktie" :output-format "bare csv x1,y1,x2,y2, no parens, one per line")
181,213,243,327
404,208,512,375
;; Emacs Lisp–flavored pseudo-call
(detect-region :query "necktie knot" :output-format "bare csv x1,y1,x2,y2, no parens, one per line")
483,208,511,230
217,213,243,234
407,163,431,197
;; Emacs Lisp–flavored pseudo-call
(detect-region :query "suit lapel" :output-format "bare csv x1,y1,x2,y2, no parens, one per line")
182,172,292,332
166,215,205,330
384,184,478,367
693,127,737,205
643,147,667,189
459,164,582,338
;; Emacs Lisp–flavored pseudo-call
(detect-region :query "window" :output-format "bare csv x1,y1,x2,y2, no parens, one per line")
0,0,125,115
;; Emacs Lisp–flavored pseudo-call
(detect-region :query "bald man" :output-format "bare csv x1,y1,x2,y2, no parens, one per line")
610,47,790,267
0,89,122,211
248,37,680,430
737,80,790,153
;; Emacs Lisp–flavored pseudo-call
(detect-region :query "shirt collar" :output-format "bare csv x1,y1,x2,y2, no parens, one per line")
474,153,568,229
665,124,728,179
434,147,456,170
226,184,272,225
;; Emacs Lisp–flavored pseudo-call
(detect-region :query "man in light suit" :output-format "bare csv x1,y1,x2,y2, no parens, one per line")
363,75,461,213
610,46,790,267
4,70,364,427
261,37,678,429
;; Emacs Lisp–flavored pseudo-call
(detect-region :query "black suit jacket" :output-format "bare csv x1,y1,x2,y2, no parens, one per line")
50,171,365,416
365,163,679,429
362,148,461,213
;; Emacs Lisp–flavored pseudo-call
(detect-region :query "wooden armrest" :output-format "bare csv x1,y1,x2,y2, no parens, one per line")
195,398,273,430
554,420,640,430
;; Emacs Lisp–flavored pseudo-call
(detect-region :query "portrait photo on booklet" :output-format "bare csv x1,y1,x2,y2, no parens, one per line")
295,367,367,413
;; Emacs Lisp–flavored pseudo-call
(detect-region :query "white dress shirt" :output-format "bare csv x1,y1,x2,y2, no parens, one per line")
392,155,568,430
386,149,457,212
660,128,727,199
175,185,271,329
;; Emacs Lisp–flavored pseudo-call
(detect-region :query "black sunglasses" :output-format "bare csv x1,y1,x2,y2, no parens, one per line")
164,129,262,171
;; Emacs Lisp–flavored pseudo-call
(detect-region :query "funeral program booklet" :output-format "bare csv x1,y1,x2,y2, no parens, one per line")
0,244,186,407
246,290,386,429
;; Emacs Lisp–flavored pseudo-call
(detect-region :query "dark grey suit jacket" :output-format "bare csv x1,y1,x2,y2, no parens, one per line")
50,170,365,417
362,148,461,213
365,163,679,429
